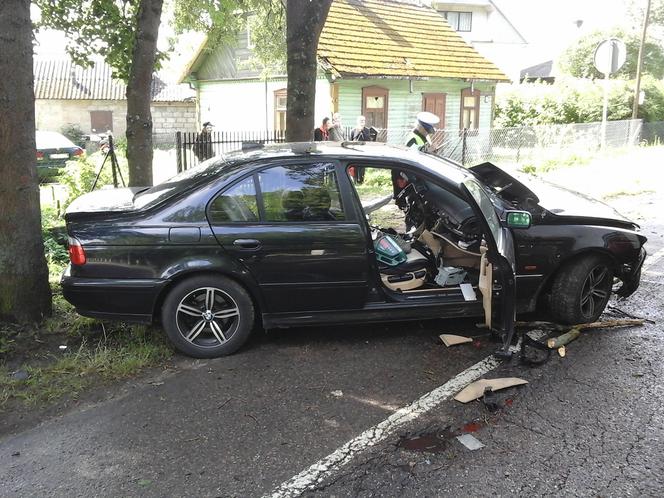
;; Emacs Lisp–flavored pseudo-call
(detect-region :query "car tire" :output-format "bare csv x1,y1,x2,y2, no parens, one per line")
161,275,255,358
549,254,613,324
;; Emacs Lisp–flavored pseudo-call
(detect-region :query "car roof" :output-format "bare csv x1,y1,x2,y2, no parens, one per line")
223,142,473,186
36,130,77,149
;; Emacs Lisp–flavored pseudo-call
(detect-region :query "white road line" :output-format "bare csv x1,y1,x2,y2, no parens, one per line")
643,247,664,271
266,353,504,497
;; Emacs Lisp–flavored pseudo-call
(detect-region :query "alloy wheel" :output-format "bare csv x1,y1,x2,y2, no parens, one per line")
175,287,240,348
579,265,610,319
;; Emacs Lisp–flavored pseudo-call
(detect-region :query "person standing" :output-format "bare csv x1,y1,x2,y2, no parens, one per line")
314,117,330,141
349,115,372,183
350,115,371,141
328,112,345,141
193,121,214,162
393,112,441,200
405,111,439,151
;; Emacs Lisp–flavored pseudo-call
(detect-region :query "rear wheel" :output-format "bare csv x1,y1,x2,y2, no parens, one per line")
161,275,254,358
549,254,613,324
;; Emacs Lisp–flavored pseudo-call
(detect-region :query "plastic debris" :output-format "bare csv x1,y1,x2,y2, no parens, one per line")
439,334,473,347
459,283,476,301
331,390,343,398
456,434,484,450
58,345,67,351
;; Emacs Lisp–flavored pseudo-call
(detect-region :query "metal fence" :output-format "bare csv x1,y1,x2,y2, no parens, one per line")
167,119,654,172
174,130,286,172
384,119,644,166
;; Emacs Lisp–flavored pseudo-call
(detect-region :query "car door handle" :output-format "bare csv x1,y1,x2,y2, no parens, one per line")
233,239,261,250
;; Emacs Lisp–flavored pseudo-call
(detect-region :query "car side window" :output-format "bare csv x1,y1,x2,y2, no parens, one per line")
208,176,259,223
257,163,345,222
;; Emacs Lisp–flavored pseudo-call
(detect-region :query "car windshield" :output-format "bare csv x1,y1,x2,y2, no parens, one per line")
133,156,238,209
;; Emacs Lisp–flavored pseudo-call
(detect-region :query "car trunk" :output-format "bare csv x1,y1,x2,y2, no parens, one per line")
64,187,144,221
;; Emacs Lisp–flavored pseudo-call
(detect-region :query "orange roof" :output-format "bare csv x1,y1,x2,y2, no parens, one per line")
318,0,509,81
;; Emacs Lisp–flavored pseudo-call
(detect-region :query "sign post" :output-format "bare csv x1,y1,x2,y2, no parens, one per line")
594,38,627,149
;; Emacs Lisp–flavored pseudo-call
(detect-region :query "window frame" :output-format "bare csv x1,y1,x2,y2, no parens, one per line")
442,11,472,32
361,85,389,129
274,88,287,132
207,160,353,225
460,87,481,131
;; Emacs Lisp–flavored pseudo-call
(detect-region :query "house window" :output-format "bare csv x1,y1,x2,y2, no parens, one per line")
274,89,287,132
362,86,389,129
460,88,480,130
90,110,113,133
442,11,472,32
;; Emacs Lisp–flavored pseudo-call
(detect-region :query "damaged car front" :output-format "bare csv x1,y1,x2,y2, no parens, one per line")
468,162,647,318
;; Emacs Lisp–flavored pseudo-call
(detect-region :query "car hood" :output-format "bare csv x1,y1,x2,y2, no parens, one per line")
65,187,145,219
470,162,634,227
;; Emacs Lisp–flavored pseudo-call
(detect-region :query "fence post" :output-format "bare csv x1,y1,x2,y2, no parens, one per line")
461,128,467,166
175,131,182,173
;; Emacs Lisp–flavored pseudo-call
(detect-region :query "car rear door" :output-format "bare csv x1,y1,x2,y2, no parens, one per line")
208,160,370,314
461,179,517,342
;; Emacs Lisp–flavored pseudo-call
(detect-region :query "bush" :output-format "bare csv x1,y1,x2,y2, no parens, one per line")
60,123,86,147
495,77,664,127
59,153,129,210
41,206,68,266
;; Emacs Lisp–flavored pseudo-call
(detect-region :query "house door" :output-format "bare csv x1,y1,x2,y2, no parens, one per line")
422,93,446,128
362,86,389,129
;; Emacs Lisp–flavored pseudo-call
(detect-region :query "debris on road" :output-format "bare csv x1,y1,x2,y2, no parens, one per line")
331,390,343,398
398,431,451,453
454,378,528,403
439,334,473,347
456,434,484,450
547,328,581,349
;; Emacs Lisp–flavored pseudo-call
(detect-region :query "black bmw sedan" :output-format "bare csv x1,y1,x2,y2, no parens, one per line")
61,143,646,358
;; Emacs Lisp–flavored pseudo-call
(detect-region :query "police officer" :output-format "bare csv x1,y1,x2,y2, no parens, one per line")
393,112,441,200
405,111,440,151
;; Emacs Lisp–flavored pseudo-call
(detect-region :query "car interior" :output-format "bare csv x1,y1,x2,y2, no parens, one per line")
347,164,492,313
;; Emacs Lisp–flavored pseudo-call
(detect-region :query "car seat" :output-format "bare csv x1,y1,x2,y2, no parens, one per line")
281,189,305,221
302,187,336,221
375,232,433,292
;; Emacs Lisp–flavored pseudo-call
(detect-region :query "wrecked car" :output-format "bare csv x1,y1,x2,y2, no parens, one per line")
61,143,646,358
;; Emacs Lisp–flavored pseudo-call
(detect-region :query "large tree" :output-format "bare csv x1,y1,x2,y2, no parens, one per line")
559,28,664,80
174,0,333,141
36,0,164,186
0,0,52,322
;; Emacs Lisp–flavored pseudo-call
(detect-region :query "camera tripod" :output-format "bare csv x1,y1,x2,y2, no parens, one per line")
91,134,125,191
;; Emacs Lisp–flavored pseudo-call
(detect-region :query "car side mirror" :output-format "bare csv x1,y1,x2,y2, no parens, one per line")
505,210,531,229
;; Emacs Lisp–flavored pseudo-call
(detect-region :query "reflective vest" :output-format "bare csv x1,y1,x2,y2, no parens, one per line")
405,131,426,150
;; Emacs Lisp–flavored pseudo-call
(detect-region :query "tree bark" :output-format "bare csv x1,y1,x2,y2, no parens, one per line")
285,0,333,142
0,0,52,322
126,0,163,187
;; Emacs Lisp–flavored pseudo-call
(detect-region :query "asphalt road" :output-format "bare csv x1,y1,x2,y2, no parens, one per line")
2,194,663,498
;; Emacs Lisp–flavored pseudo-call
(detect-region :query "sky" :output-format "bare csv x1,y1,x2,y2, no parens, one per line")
33,0,636,80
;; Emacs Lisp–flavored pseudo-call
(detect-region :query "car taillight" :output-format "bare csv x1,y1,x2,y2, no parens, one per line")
36,151,44,160
73,148,84,157
68,237,86,265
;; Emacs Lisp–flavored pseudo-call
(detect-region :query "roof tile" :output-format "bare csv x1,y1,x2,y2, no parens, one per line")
319,0,509,81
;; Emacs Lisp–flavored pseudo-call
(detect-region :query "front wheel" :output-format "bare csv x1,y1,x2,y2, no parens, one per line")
549,255,613,324
161,275,255,358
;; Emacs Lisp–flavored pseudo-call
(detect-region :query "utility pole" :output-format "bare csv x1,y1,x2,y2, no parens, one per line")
632,0,652,119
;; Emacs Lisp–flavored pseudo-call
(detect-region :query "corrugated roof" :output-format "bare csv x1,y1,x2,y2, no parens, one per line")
318,0,509,81
34,59,196,102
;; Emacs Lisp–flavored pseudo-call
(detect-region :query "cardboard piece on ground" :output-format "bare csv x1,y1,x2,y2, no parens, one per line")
456,434,485,450
454,377,528,403
439,334,473,347
459,283,476,301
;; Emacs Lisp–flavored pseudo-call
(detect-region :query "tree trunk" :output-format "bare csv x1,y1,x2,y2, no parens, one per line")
0,0,52,322
285,0,333,142
126,0,163,187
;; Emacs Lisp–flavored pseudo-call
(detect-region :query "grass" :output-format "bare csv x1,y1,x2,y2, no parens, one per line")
0,327,171,408
0,258,173,414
